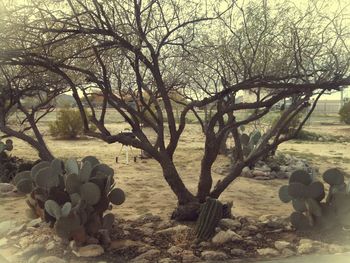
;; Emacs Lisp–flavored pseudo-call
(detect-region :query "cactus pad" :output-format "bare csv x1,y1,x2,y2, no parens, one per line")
80,182,101,205
108,188,125,205
278,185,292,203
289,170,312,185
288,182,308,198
323,168,344,186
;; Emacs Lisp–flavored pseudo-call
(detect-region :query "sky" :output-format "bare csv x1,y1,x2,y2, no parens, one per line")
1,0,349,101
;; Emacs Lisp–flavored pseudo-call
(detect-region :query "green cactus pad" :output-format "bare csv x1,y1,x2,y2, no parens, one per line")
288,182,308,198
31,161,50,181
54,215,80,239
65,158,79,175
13,171,31,186
80,182,101,205
45,200,62,219
240,134,250,146
278,185,292,203
91,164,114,178
79,161,92,183
65,173,82,194
70,193,81,207
50,159,64,177
250,130,262,145
16,178,33,194
108,188,125,205
292,199,307,212
81,156,100,168
102,213,115,230
61,202,72,217
323,168,345,186
35,167,60,190
305,198,322,217
308,181,325,201
290,212,311,231
289,170,312,185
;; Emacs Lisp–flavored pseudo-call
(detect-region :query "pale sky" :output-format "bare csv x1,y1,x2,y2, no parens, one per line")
2,0,349,100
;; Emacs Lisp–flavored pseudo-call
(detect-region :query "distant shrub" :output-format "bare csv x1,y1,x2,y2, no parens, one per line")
339,102,350,125
49,108,95,139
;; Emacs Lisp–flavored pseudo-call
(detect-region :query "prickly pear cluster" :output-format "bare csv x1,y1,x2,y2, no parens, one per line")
279,168,350,231
0,139,13,153
14,156,125,245
232,129,263,158
195,198,223,240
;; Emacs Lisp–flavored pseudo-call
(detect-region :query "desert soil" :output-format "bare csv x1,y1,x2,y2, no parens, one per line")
1,123,350,225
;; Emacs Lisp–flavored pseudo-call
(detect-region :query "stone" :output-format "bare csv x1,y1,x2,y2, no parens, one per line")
131,249,161,262
8,224,26,236
159,258,176,263
254,176,270,180
157,225,191,237
282,248,295,257
110,239,144,250
73,244,104,257
276,171,288,179
257,248,280,256
218,218,241,230
297,239,316,254
15,244,45,258
136,213,161,224
0,183,15,193
137,227,154,236
37,256,67,263
28,254,41,263
27,218,42,228
167,246,183,257
252,170,267,177
246,225,259,232
201,250,228,261
242,167,253,178
45,241,55,251
230,248,246,257
328,244,346,254
256,233,263,239
0,220,17,236
0,237,8,247
212,230,242,244
274,240,291,251
182,250,200,263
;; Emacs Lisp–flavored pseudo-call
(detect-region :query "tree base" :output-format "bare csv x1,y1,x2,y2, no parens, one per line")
171,202,201,221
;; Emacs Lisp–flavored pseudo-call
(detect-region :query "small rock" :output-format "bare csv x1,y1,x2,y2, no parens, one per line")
246,225,259,232
136,213,161,224
15,244,45,258
252,170,267,177
282,248,295,257
8,224,26,236
257,248,280,256
0,183,15,193
159,258,176,263
242,167,253,178
137,227,154,236
182,250,200,263
276,171,288,179
45,241,55,251
110,239,144,250
254,176,270,180
212,230,242,244
230,248,246,257
0,220,17,236
275,240,291,251
157,225,191,237
256,233,263,239
328,244,346,254
0,237,8,247
167,246,183,257
131,249,161,262
37,256,67,263
201,250,228,261
297,239,316,254
73,244,104,257
27,218,42,228
219,218,241,230
28,255,41,263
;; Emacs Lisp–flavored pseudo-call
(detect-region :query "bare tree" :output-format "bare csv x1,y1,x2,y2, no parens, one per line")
1,0,349,220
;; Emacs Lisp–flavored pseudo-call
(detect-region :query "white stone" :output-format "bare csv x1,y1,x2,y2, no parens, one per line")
212,230,242,244
0,238,8,247
257,248,280,256
0,220,17,236
37,256,67,263
73,244,104,257
45,241,56,251
274,240,291,251
219,218,241,230
167,246,183,257
230,248,246,256
282,248,295,257
201,250,228,261
131,249,161,262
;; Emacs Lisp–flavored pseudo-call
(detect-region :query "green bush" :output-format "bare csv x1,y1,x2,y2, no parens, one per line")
339,102,350,125
49,108,92,139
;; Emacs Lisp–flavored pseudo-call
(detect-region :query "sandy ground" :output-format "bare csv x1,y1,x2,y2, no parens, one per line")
1,123,350,224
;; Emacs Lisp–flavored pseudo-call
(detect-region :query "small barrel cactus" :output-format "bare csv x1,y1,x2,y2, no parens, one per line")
195,197,223,240
13,156,125,245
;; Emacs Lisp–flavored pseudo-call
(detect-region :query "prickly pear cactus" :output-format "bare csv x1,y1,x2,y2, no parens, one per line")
195,197,223,240
13,156,125,245
279,168,350,231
